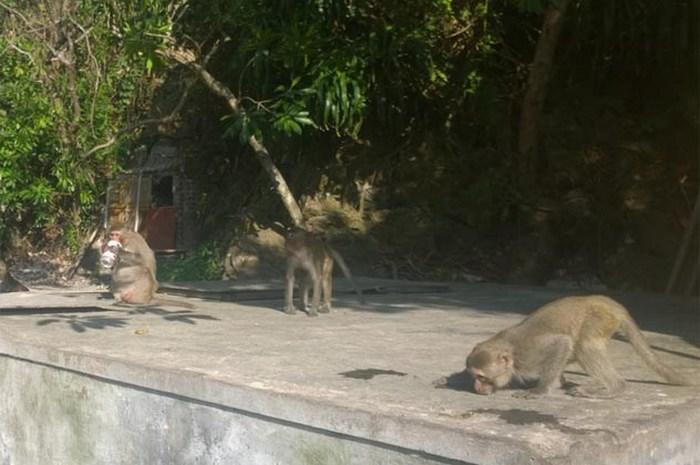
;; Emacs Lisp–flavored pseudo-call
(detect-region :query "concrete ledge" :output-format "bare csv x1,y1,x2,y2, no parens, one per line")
0,283,698,464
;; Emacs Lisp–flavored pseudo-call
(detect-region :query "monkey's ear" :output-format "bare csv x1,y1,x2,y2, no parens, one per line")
500,353,513,368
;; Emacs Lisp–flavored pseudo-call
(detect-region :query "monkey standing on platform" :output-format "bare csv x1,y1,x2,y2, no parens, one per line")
284,228,364,317
466,295,691,398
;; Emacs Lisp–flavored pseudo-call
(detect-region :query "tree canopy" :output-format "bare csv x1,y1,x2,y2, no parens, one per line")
0,0,696,291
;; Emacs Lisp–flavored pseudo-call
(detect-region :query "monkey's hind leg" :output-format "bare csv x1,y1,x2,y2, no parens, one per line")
116,288,149,305
569,341,626,398
300,275,311,311
284,262,298,315
305,265,321,317
319,256,333,313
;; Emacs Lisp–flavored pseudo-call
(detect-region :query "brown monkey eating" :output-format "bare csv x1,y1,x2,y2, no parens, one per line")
284,228,364,317
104,228,191,308
106,229,158,305
466,295,691,398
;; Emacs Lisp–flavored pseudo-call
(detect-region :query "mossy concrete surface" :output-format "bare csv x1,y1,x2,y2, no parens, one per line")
0,280,698,465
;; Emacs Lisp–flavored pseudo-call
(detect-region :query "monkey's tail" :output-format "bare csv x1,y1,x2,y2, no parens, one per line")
619,315,691,386
327,247,365,304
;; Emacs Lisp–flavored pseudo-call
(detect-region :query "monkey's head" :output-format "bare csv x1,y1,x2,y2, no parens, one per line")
108,223,126,242
466,344,514,395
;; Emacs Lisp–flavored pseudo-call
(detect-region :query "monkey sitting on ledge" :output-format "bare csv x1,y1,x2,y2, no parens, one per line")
102,227,191,308
466,295,691,398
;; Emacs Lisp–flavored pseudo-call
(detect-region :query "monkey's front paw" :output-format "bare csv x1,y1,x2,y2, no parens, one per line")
307,310,319,317
283,306,297,315
318,304,330,313
567,385,616,399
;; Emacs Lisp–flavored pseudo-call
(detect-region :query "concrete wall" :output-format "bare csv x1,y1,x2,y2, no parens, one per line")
0,356,469,465
1,287,699,465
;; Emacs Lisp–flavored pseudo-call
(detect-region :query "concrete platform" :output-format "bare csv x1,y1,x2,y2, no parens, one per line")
0,280,698,465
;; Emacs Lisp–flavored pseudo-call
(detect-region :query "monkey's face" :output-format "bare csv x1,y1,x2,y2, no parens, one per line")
466,348,514,395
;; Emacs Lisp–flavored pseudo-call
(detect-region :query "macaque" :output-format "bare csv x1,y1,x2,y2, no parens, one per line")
466,295,691,398
103,228,194,308
105,228,158,305
0,259,28,292
284,228,364,317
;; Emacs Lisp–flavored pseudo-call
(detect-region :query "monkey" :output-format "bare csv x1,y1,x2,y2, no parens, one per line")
0,258,29,292
466,295,691,398
104,228,192,308
106,229,158,305
284,228,364,317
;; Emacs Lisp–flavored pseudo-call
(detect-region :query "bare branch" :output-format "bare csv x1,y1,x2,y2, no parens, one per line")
168,0,189,23
238,53,257,100
67,16,93,44
0,1,66,63
7,43,35,64
67,13,103,137
0,1,32,28
202,39,221,65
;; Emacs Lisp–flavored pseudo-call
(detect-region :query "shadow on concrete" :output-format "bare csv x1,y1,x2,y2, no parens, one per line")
124,307,220,324
611,335,700,361
37,314,130,332
0,304,219,333
433,369,471,392
0,306,108,316
462,408,616,438
233,283,699,348
59,291,113,299
0,305,128,333
232,286,525,316
339,368,407,380
32,307,219,332
108,278,699,349
378,287,699,349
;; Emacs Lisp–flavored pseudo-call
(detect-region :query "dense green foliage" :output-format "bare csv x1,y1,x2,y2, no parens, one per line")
156,241,224,282
0,0,696,289
0,2,152,249
0,42,57,226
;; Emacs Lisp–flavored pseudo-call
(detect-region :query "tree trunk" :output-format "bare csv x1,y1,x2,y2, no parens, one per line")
517,0,571,182
247,135,305,227
166,46,305,227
